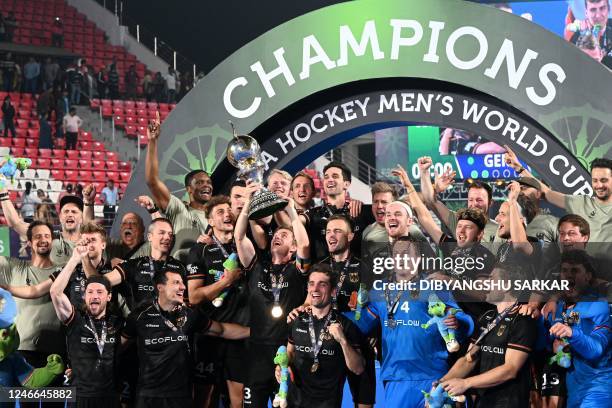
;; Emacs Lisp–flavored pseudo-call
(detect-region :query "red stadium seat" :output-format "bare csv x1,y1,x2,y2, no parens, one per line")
0,138,10,147
136,101,146,109
136,109,147,118
125,108,135,116
92,151,105,160
52,149,66,158
64,159,78,169
25,148,38,157
90,99,100,110
50,158,64,169
113,107,123,116
92,160,104,169
136,125,147,137
16,120,28,129
106,151,118,161
27,129,39,138
118,161,131,171
93,182,105,192
15,129,27,138
113,115,124,128
50,169,65,179
147,102,158,110
36,157,51,168
125,125,137,137
119,171,131,181
79,141,91,151
81,131,93,141
10,147,26,157
158,103,169,112
106,161,118,170
78,170,94,182
12,138,26,147
93,171,106,181
92,142,104,150
138,134,148,146
101,99,112,107
79,159,93,169
113,100,124,108
137,117,147,126
63,170,78,181
107,171,119,181
66,150,79,159
101,106,113,118
26,138,37,147
39,149,52,158
124,101,135,109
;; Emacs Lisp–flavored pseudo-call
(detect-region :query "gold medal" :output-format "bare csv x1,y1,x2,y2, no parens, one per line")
310,362,319,373
271,304,283,318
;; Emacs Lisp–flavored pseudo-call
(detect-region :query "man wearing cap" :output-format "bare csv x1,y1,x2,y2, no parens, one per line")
0,221,65,376
516,177,559,243
418,156,499,243
145,112,212,263
0,185,95,265
50,263,122,407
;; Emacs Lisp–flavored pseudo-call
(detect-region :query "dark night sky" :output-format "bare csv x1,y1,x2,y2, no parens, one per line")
123,0,347,73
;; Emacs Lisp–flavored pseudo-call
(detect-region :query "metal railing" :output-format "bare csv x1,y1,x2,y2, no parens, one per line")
325,149,395,186
93,0,198,78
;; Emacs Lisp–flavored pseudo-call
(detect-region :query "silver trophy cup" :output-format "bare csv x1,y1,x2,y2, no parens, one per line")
226,131,288,219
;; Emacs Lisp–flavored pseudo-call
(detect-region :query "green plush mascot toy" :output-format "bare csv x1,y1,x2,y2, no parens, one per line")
0,288,64,388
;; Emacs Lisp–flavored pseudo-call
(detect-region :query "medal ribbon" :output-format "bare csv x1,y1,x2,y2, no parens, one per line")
307,309,334,369
153,301,183,332
85,314,107,358
330,257,351,306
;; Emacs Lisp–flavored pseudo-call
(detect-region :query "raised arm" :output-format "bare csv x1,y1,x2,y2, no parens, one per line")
135,195,162,220
418,157,456,229
392,164,443,243
235,183,258,268
0,185,28,237
507,182,532,255
504,145,566,209
82,184,96,223
144,112,171,211
50,241,87,322
286,198,309,261
328,322,364,375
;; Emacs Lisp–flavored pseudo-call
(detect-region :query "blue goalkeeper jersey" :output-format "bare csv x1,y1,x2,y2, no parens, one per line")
347,285,474,382
548,298,612,395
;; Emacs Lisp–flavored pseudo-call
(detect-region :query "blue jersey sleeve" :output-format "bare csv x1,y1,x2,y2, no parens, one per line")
345,302,379,336
568,303,612,362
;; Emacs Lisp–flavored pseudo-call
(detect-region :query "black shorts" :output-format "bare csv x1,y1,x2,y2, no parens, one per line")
192,334,221,385
539,361,567,397
347,340,376,405
243,342,281,407
220,339,247,384
118,342,139,402
530,351,546,392
135,396,192,408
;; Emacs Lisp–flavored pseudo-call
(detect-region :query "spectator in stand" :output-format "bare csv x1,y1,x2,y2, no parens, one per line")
55,89,69,138
21,182,42,223
4,12,17,42
24,57,40,96
66,61,83,105
51,17,64,47
57,184,73,213
74,183,84,200
0,14,5,42
101,180,119,227
83,63,95,102
0,52,16,92
12,61,21,93
96,66,108,99
37,88,53,120
125,65,139,100
164,67,177,103
142,70,153,101
35,190,58,226
2,95,16,138
38,114,52,149
62,107,82,151
107,64,120,100
179,70,193,100
153,71,165,102
43,58,60,91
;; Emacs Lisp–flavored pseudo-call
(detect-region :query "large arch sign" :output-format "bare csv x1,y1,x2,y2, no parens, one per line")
116,0,611,232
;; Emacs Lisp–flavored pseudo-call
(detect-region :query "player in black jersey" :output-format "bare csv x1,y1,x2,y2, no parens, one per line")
301,161,373,261
187,195,249,408
50,254,122,408
439,263,537,408
321,214,375,408
282,264,364,408
104,218,185,310
121,268,249,408
235,183,310,407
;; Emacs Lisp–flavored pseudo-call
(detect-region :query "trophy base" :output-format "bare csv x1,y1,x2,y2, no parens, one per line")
248,189,288,220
